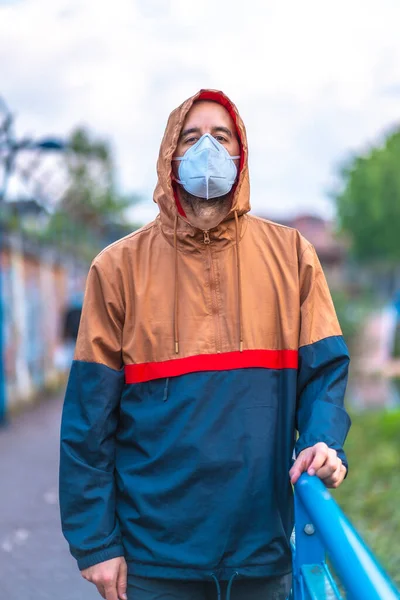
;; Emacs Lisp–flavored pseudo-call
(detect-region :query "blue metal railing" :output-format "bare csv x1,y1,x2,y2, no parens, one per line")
292,474,400,600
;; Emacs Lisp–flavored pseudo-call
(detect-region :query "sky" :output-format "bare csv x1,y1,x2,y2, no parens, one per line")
1,0,400,224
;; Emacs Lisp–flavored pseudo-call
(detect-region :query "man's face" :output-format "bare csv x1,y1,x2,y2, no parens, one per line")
173,100,240,168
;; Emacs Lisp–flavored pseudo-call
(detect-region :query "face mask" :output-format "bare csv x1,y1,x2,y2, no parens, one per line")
172,133,240,200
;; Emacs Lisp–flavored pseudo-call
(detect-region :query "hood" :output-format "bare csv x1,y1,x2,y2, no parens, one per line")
154,89,250,230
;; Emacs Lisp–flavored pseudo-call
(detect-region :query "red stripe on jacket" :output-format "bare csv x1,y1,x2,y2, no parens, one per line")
125,349,298,384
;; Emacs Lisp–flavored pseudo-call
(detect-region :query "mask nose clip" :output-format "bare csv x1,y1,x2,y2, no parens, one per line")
192,132,222,154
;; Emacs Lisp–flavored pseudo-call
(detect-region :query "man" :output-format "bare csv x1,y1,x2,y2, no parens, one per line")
60,89,351,600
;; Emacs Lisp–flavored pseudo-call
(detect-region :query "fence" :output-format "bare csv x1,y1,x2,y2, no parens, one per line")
0,229,87,417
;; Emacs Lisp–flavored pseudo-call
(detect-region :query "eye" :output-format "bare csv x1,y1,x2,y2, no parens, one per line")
214,135,227,143
185,136,199,145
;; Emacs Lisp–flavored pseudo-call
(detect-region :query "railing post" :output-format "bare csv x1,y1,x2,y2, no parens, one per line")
294,474,400,600
293,485,326,599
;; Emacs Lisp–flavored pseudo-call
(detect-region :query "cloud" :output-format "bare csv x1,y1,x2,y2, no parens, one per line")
1,0,400,224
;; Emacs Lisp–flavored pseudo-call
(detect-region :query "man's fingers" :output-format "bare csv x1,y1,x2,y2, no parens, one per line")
289,455,304,484
95,584,106,599
324,463,347,488
81,558,125,600
92,574,118,600
324,462,342,486
307,443,329,475
117,559,128,600
92,577,120,600
316,462,339,480
90,580,106,598
290,444,346,488
90,574,107,599
315,449,341,479
289,448,314,484
104,579,119,600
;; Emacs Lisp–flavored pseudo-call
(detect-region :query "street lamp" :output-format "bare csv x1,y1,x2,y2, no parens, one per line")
0,128,67,424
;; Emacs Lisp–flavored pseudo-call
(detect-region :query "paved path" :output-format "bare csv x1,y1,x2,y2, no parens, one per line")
0,393,99,600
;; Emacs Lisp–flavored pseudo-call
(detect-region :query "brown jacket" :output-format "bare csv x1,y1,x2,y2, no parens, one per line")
60,90,351,579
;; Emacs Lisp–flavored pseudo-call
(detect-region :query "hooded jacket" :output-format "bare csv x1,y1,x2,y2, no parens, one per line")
59,89,351,582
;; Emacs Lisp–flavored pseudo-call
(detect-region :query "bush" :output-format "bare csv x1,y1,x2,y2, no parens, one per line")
332,410,400,586
394,323,400,358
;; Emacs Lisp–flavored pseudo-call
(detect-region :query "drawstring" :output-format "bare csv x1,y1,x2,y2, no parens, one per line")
211,573,221,600
234,211,244,352
226,571,239,600
162,378,169,402
210,571,239,600
173,214,180,354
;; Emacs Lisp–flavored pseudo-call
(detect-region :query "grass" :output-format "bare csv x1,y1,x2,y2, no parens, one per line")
331,409,400,587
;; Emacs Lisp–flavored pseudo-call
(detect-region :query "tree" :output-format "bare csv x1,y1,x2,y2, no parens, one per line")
334,128,400,265
43,127,141,261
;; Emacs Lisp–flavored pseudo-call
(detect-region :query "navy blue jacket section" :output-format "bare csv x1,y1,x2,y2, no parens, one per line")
59,335,350,578
59,360,125,569
296,335,351,467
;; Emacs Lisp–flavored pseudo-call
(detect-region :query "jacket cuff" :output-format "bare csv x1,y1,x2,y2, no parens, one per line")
77,545,125,571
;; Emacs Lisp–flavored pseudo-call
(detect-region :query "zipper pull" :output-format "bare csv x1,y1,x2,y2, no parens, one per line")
203,230,211,244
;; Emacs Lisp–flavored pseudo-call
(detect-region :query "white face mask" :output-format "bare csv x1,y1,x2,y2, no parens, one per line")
173,133,240,200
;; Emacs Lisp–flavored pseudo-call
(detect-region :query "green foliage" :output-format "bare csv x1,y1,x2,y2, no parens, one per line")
331,289,362,347
0,206,19,230
332,409,400,586
334,128,400,264
330,290,376,350
43,127,141,261
394,324,400,358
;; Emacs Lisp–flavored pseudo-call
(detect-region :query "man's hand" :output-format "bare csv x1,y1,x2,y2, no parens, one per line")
289,442,346,488
81,556,128,600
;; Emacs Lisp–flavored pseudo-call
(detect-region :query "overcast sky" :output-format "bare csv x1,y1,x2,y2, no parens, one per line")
1,0,400,224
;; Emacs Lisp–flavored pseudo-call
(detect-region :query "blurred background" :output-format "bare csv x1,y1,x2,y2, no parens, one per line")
0,0,399,597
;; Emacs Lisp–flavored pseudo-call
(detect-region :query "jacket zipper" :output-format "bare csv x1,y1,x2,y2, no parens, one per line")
203,230,221,352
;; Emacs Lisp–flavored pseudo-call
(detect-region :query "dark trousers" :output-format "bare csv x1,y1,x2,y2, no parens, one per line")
127,573,292,600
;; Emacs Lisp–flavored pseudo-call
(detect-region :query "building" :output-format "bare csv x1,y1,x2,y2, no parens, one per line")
264,213,347,288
